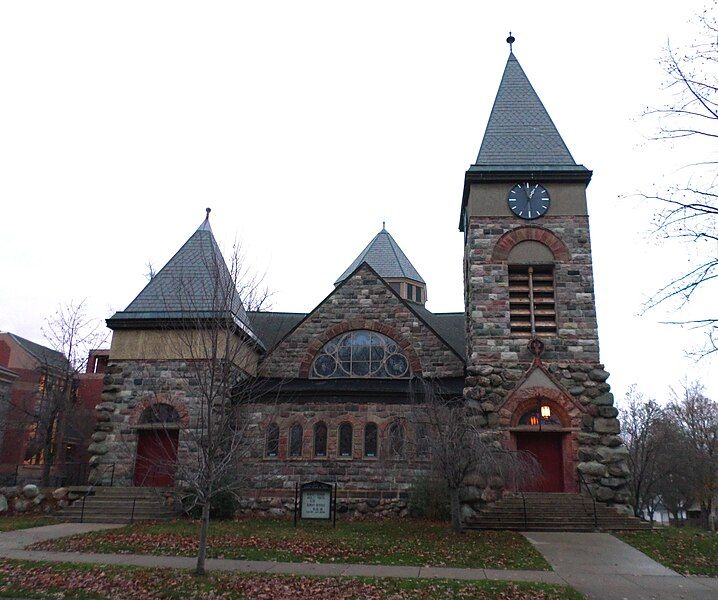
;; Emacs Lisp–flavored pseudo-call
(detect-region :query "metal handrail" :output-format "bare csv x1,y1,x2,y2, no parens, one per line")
576,470,598,529
520,490,528,529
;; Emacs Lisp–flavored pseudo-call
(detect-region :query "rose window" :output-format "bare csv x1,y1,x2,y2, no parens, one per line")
310,330,411,379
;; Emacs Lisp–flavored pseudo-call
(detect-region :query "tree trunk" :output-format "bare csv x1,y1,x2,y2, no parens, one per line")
449,487,462,533
195,501,211,576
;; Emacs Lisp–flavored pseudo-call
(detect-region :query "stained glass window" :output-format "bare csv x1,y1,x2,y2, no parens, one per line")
265,423,279,457
339,422,353,457
289,423,303,457
314,422,327,457
518,406,562,427
310,330,410,379
364,423,378,457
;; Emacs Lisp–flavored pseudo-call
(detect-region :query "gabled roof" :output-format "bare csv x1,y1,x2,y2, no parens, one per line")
473,52,576,168
335,226,425,285
247,311,306,352
4,332,68,371
108,211,259,344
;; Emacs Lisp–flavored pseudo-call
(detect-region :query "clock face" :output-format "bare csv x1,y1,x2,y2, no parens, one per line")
508,183,550,220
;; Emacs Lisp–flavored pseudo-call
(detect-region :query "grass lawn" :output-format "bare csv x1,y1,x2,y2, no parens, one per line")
0,517,59,532
617,527,718,576
0,559,581,599
29,518,551,570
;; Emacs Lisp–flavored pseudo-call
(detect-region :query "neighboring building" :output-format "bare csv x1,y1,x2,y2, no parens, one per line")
0,332,107,485
89,43,630,517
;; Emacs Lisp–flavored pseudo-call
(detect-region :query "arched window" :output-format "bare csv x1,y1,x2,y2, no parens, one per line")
289,423,303,457
416,423,430,459
388,422,405,459
313,422,327,457
518,404,562,427
364,423,378,458
265,423,279,457
311,330,411,379
139,403,180,425
338,422,353,457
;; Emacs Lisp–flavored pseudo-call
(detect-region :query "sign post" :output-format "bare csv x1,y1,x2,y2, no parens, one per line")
295,481,336,527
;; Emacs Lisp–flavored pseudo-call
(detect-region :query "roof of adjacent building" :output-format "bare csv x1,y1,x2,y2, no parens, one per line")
473,52,576,168
335,226,425,285
3,332,68,371
108,211,258,344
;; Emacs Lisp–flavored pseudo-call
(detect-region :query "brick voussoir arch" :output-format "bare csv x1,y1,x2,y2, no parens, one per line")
130,393,190,426
492,226,571,262
298,320,423,377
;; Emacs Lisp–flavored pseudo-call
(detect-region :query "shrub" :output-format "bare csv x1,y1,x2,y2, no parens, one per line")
409,475,450,520
183,490,238,520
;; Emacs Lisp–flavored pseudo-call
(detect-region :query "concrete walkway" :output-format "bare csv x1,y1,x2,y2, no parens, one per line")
0,523,561,584
524,531,718,599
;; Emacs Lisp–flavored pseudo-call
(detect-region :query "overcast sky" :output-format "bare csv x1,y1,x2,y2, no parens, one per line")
1,1,715,403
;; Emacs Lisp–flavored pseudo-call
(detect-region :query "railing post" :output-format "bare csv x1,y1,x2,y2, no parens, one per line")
130,498,137,524
80,495,86,524
522,492,527,529
110,464,115,487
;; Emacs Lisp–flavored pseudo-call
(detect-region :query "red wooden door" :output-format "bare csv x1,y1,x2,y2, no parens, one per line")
133,429,179,487
516,433,564,492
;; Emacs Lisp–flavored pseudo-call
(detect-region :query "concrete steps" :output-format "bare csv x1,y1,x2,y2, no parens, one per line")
466,493,651,532
56,486,177,523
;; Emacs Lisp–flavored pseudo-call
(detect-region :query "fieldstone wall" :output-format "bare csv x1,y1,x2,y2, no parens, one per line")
261,265,464,379
88,359,207,486
462,215,631,513
235,399,431,517
0,484,78,515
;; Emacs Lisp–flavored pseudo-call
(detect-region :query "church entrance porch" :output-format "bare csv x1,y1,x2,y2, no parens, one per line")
515,432,565,492
133,429,179,487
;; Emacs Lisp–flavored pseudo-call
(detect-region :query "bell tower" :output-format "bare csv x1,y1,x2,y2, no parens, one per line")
460,40,630,511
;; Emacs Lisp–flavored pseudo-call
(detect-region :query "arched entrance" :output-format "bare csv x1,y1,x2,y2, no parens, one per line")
133,403,180,487
514,402,568,493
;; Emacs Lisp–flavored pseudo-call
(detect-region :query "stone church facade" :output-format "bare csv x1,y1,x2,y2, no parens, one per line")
89,47,631,519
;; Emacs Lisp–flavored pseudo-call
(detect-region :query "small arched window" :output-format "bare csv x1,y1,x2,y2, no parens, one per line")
364,423,378,458
289,423,303,457
311,330,411,379
388,422,405,459
313,422,327,457
140,403,180,425
416,423,430,459
265,423,279,457
339,423,353,457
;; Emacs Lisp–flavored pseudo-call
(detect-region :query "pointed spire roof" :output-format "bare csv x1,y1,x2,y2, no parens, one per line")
474,52,576,168
335,225,425,285
108,210,260,345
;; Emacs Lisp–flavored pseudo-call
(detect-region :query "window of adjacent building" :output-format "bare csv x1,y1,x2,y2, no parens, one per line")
364,423,378,458
313,422,327,457
338,422,353,457
389,282,401,295
311,330,411,379
508,265,556,336
265,423,279,457
388,422,405,459
289,423,303,457
415,287,422,303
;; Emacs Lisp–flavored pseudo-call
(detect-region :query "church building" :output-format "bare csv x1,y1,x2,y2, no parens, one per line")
89,43,632,522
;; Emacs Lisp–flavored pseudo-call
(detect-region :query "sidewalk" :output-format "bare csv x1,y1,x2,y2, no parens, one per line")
0,523,561,584
524,531,718,600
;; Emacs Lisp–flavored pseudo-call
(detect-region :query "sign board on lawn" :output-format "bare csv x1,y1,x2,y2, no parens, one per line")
294,480,336,526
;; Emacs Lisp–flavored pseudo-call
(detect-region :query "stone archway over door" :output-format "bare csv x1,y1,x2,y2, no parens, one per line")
133,429,179,487
516,432,565,492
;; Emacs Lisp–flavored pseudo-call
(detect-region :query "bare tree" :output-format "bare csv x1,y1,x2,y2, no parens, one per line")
667,380,718,529
620,385,665,518
132,229,276,575
412,380,539,533
641,7,718,355
20,300,107,486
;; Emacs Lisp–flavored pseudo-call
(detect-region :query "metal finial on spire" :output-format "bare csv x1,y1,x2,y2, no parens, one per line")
507,32,515,52
205,207,211,220
382,221,386,230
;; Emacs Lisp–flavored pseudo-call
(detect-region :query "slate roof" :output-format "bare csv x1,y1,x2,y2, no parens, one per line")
108,213,258,343
246,311,306,352
410,307,465,360
335,227,425,285
5,333,68,371
474,52,576,168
